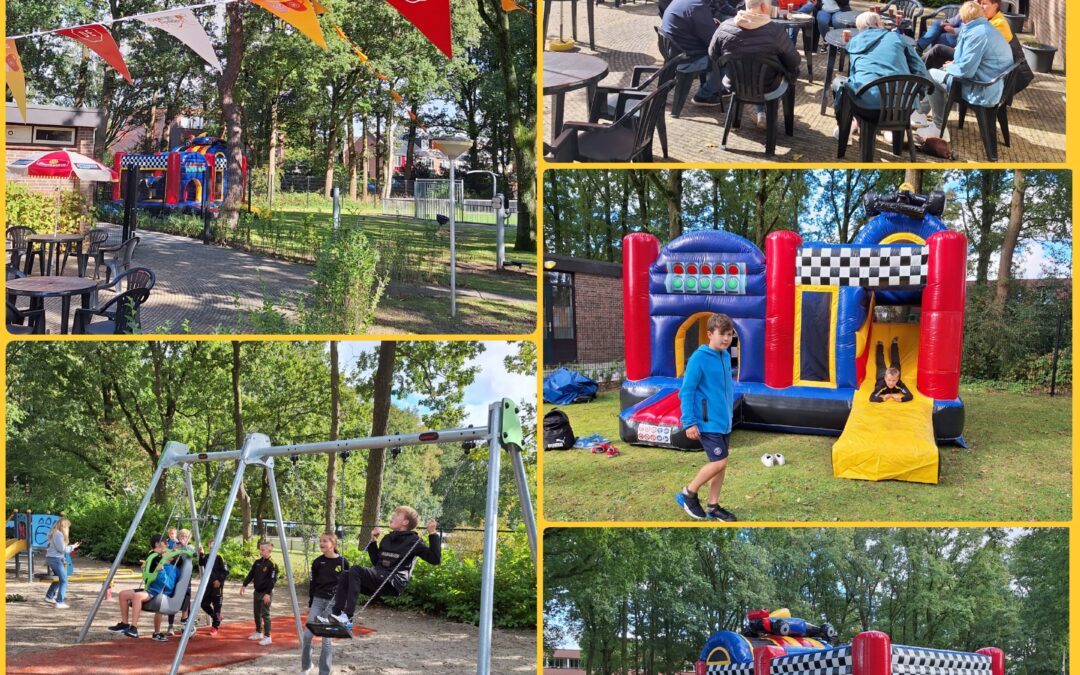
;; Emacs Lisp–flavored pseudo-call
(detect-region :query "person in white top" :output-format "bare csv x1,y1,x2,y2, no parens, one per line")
44,517,81,609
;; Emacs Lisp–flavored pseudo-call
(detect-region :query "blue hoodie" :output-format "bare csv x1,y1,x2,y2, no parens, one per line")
679,344,734,434
945,16,1013,107
844,28,929,109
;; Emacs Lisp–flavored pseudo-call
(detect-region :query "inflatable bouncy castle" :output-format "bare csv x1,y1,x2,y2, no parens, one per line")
697,609,1004,675
112,136,247,214
620,186,966,483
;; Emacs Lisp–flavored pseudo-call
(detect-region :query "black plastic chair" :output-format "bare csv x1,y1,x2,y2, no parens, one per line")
72,228,111,277
551,79,676,162
6,300,46,335
73,286,151,335
917,4,959,39
719,54,796,157
656,28,721,118
885,0,924,37
942,61,1023,161
7,226,33,274
91,266,156,309
589,54,687,158
836,74,935,161
94,236,139,284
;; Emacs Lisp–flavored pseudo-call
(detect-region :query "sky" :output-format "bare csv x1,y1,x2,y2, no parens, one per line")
335,341,535,428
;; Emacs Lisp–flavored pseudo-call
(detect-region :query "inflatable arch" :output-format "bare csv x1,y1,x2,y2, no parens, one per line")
619,187,966,483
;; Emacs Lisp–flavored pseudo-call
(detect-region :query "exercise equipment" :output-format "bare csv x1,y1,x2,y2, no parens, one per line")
77,399,536,675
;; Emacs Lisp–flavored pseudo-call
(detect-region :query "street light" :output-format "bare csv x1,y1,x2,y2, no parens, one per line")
433,136,472,318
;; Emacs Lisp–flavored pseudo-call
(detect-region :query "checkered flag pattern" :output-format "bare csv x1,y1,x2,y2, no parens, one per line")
706,661,756,674
771,646,853,675
892,646,992,675
121,155,170,169
796,246,928,288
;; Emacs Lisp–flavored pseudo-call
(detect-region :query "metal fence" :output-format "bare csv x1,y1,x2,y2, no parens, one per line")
382,197,519,225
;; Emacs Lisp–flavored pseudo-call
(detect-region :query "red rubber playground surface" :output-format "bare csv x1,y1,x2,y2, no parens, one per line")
6,614,375,674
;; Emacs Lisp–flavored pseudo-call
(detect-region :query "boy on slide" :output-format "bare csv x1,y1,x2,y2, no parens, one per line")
869,338,914,403
323,506,441,628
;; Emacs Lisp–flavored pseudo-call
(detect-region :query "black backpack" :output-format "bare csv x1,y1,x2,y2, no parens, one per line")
544,409,576,450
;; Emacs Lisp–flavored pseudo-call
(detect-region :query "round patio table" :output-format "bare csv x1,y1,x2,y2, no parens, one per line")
544,51,610,144
832,10,861,27
25,233,84,276
819,27,916,114
6,275,97,334
773,13,815,83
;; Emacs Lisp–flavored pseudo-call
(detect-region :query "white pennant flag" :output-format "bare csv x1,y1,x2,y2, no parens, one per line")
137,9,221,71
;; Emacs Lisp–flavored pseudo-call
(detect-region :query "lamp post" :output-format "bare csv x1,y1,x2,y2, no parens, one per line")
433,136,472,318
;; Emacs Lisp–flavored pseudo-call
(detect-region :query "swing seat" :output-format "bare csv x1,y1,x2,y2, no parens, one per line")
142,555,193,614
307,620,356,639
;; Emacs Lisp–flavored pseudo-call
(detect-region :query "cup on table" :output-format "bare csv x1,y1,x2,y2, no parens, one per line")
770,5,778,18
842,29,852,43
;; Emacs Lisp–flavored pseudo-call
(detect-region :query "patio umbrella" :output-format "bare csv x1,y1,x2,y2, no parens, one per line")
6,150,116,234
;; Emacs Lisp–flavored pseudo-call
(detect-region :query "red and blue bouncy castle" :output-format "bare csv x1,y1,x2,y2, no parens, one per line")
112,136,246,214
620,188,967,483
696,609,1004,675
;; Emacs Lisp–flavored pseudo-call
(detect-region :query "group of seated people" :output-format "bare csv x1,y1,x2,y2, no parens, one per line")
658,0,1032,146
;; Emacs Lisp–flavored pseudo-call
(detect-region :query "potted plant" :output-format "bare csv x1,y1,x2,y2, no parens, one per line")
1021,37,1058,74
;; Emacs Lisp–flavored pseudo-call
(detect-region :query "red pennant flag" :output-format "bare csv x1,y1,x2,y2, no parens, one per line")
56,24,132,83
384,0,452,59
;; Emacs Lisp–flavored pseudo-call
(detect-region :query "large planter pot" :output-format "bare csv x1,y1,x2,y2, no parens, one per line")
1003,12,1026,34
1022,42,1058,73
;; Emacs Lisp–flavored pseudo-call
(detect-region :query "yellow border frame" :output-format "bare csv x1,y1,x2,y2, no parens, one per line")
792,284,838,388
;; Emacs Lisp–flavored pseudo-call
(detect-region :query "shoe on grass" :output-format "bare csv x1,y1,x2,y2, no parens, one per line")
675,489,707,520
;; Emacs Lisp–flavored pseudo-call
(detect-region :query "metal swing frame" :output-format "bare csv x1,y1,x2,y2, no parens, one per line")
76,399,537,675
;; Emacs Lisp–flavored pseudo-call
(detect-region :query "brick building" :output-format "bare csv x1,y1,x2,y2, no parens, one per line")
544,255,624,382
1026,0,1065,69
5,103,106,200
544,649,584,674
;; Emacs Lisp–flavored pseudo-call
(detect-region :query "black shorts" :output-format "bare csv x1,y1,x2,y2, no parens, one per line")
699,432,730,462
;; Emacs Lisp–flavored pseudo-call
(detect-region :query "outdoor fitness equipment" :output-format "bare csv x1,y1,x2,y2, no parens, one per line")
76,399,536,675
696,608,1004,675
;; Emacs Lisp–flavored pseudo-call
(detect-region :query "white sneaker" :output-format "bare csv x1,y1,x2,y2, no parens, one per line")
755,112,768,129
299,669,313,675
774,453,787,466
915,123,949,142
910,111,930,128
761,454,775,467
44,596,56,604
259,635,273,646
248,631,264,640
55,603,70,609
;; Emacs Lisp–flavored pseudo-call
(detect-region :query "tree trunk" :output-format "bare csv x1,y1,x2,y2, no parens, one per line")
994,170,1026,311
975,171,998,283
325,342,340,532
404,105,419,182
904,169,923,194
373,113,383,196
755,169,767,247
381,114,396,201
324,116,339,199
347,111,358,201
360,115,370,203
666,170,683,238
268,93,280,206
359,341,397,544
231,341,252,540
217,2,246,229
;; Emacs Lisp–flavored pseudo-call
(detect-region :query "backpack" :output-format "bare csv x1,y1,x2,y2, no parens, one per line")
544,409,576,450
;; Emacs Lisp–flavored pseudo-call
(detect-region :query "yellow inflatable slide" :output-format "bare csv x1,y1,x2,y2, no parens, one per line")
832,322,939,484
5,537,27,562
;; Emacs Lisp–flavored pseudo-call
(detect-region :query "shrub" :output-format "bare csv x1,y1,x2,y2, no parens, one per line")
300,226,387,333
6,182,90,233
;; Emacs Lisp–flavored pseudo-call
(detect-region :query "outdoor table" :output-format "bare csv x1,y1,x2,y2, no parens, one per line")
773,13,815,83
25,233,85,277
819,27,916,114
544,51,610,145
832,10,861,27
6,275,97,334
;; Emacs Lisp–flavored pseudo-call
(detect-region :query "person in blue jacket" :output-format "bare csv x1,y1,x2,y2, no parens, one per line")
919,0,1013,141
675,313,737,521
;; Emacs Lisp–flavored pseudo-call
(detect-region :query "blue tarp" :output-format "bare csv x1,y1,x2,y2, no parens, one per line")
543,368,599,404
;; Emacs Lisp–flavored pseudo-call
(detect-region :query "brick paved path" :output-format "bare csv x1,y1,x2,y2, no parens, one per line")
543,1,1066,163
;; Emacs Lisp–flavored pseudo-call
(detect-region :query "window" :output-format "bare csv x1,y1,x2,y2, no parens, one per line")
32,126,76,146
546,272,574,340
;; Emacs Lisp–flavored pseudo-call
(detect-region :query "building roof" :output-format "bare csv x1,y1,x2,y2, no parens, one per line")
545,255,623,278
6,103,105,128
552,649,581,658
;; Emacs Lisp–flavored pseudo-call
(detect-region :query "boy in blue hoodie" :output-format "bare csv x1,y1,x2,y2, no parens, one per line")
675,313,737,521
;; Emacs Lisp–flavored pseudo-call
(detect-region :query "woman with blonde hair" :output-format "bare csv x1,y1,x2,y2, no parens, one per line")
44,517,81,609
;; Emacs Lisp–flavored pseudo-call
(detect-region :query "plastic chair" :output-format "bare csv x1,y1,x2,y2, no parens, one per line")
72,228,111,277
589,54,688,158
6,300,46,335
942,61,1023,161
73,286,151,335
884,0,924,36
91,266,155,309
836,74,935,161
94,236,139,284
656,28,721,118
7,226,33,274
918,4,959,39
550,80,676,162
719,54,796,157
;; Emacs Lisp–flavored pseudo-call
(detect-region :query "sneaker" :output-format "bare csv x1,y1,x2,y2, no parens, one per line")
691,92,724,107
915,123,947,141
152,632,168,642
705,504,724,520
328,611,352,627
248,631,264,640
300,669,313,675
761,453,776,467
590,443,605,454
675,489,707,520
167,627,177,636
124,626,140,638
605,445,620,457
774,453,786,466
259,635,273,646
715,506,739,522
209,627,219,637
755,112,767,129
909,111,930,128
44,596,56,604
55,603,70,609
107,622,130,633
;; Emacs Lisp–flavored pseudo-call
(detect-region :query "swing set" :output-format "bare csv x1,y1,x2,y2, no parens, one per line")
76,399,536,675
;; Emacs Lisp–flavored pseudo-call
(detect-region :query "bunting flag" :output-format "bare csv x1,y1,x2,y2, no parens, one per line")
137,9,222,71
5,39,28,121
384,0,453,59
500,0,533,14
251,0,328,50
56,24,132,83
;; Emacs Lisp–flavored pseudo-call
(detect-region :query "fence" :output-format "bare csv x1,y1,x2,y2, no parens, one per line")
382,197,519,225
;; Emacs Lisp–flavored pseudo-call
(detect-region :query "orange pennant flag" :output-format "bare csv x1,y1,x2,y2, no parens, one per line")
408,110,418,121
333,24,369,61
5,39,28,122
501,0,533,13
390,90,403,104
251,0,327,50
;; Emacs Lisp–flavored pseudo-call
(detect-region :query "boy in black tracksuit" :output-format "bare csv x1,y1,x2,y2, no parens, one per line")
240,541,279,644
198,539,230,635
327,506,441,626
869,338,914,403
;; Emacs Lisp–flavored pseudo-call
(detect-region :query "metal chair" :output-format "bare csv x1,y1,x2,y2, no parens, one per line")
836,74,935,161
550,80,676,162
942,61,1023,161
719,53,796,157
7,226,33,274
589,54,688,158
6,300,46,335
656,28,722,118
72,228,111,277
73,286,151,335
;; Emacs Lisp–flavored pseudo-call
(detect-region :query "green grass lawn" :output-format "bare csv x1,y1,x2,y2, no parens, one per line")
542,387,1072,523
